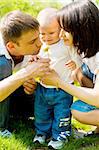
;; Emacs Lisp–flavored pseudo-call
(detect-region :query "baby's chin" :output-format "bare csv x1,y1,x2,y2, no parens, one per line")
45,41,53,45
44,39,60,45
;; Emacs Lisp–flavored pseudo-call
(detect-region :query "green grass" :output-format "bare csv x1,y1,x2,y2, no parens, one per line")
0,118,98,150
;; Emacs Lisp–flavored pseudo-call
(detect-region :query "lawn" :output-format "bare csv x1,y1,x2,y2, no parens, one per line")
0,117,99,150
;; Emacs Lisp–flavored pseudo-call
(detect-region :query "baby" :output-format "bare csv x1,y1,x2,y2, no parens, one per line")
33,8,82,150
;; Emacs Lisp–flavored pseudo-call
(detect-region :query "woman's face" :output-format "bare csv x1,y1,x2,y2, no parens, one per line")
59,29,73,46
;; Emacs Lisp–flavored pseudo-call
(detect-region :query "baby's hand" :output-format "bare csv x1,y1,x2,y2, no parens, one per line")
65,60,76,71
29,55,40,62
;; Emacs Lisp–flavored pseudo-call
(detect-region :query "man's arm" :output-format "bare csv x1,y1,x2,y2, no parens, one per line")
0,58,50,101
0,68,27,101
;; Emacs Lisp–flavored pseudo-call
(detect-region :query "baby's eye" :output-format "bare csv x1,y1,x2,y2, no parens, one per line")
49,32,54,35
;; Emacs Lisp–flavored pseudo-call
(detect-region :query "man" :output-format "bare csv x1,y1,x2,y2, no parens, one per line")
0,10,50,137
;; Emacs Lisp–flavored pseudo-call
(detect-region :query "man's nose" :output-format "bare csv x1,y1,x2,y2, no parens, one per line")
36,37,42,48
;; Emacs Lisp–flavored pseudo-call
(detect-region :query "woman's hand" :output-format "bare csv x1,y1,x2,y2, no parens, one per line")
41,70,60,87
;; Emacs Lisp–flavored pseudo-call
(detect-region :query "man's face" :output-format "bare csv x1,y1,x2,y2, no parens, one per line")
9,29,41,56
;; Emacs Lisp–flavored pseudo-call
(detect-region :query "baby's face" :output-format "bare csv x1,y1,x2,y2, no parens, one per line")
39,19,60,45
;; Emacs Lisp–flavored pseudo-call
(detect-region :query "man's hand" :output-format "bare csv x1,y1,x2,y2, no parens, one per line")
24,58,50,81
23,78,37,95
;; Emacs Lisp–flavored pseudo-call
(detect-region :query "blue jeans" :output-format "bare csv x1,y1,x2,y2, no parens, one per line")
71,100,97,112
34,84,73,140
0,55,12,128
10,86,34,119
71,63,97,112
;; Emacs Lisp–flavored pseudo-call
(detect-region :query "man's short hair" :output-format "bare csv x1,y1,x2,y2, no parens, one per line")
0,10,39,44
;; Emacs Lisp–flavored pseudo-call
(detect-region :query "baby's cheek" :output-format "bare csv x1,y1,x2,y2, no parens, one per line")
40,36,45,43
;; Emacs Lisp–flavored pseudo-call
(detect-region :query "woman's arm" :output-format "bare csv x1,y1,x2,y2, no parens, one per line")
59,79,99,107
42,70,99,107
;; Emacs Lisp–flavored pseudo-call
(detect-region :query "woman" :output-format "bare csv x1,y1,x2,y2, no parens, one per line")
42,0,99,136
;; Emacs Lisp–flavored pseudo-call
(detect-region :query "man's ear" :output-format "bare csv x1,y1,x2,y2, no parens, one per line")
6,41,16,53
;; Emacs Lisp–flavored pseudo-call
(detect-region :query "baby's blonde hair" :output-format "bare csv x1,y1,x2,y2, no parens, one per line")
37,7,58,27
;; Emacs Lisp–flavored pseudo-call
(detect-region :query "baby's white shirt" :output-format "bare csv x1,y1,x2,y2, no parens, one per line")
39,40,82,88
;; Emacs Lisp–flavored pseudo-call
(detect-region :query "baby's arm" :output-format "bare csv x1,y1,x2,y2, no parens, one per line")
65,60,77,71
69,46,83,68
65,59,81,81
65,59,81,83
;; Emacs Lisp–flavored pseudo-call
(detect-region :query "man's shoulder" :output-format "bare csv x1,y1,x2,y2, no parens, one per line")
0,55,12,67
0,55,12,79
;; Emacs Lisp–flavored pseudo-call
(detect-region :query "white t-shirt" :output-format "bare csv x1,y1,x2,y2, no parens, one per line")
39,40,82,88
83,52,99,74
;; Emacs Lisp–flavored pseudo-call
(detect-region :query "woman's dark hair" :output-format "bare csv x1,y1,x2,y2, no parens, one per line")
57,0,99,58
